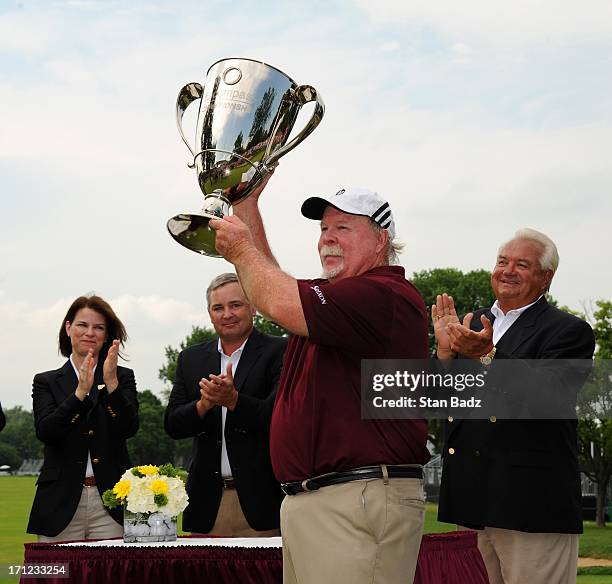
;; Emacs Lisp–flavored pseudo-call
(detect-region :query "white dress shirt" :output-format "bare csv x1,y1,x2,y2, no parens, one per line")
69,355,95,478
217,337,248,478
490,295,543,346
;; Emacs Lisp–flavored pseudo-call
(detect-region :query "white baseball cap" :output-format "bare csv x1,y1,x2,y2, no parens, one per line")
301,187,396,239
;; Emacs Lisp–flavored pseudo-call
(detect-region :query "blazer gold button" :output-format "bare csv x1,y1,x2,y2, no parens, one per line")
475,450,481,457
489,416,497,423
88,430,94,436
92,458,100,464
448,448,455,455
448,416,454,422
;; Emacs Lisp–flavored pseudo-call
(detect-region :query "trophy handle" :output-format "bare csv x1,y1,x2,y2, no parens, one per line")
264,85,325,167
176,82,204,168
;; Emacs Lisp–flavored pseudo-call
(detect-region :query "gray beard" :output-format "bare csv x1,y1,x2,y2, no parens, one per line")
321,263,344,280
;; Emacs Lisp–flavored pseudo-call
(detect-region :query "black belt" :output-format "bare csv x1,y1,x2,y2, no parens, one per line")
281,465,422,496
222,477,236,489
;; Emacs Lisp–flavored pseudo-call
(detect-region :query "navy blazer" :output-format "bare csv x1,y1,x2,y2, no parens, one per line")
438,297,595,533
27,361,139,536
164,329,287,533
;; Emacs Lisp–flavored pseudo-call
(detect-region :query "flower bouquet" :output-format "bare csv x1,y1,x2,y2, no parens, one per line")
103,463,189,543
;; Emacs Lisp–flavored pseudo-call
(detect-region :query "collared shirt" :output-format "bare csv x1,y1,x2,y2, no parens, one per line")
490,295,543,345
270,265,430,483
69,355,96,479
217,337,248,478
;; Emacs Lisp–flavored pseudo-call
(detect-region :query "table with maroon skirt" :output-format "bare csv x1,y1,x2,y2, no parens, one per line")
22,531,488,584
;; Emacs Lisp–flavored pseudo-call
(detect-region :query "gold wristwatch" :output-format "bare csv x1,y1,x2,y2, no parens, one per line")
480,346,496,366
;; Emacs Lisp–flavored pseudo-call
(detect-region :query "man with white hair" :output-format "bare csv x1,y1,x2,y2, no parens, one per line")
433,228,595,584
210,183,430,584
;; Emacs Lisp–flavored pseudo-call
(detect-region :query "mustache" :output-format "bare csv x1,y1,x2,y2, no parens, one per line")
320,245,344,260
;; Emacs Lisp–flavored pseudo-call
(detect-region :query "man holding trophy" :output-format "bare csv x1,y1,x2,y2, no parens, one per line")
169,58,429,583
210,183,430,584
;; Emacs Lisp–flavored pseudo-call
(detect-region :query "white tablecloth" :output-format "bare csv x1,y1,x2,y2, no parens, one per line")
60,536,282,548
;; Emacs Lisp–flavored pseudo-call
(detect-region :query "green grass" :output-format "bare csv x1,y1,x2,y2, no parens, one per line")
581,522,612,560
0,476,37,583
423,502,455,534
0,477,37,563
424,502,612,560
1,478,610,583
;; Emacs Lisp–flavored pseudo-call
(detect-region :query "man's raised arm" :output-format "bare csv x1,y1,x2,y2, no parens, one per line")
231,173,279,267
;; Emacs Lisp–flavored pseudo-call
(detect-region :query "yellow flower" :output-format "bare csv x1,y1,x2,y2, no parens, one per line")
138,465,159,476
113,479,131,500
149,479,169,496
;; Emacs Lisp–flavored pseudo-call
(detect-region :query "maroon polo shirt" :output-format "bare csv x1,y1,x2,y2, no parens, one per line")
270,265,430,483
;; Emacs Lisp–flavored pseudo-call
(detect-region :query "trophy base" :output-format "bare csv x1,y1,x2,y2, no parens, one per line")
167,192,229,257
167,212,223,257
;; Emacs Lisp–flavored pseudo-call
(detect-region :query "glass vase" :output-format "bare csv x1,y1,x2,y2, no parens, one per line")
123,510,177,543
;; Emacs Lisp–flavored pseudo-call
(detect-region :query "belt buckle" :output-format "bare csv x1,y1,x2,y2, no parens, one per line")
222,477,235,489
281,482,299,496
83,476,96,487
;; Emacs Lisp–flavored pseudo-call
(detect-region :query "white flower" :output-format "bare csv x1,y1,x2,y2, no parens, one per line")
119,466,189,517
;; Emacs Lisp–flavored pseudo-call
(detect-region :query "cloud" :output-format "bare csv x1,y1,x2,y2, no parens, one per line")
380,41,401,53
450,42,474,64
111,295,202,325
353,0,612,49
0,10,55,51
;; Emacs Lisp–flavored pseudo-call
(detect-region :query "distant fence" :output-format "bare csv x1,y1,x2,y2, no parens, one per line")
424,455,442,502
581,472,612,500
17,459,43,475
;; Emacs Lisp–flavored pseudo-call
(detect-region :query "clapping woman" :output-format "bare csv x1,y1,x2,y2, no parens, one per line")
27,295,139,541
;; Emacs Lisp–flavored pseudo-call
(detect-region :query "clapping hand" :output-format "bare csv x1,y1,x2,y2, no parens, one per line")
75,349,95,400
199,363,239,411
431,294,460,359
103,339,120,393
446,314,494,360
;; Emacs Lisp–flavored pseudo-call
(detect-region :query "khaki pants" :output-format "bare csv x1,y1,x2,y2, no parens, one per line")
38,485,123,542
461,526,579,584
281,478,425,584
208,488,280,537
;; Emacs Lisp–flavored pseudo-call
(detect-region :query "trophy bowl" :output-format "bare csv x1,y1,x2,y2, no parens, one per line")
167,58,325,257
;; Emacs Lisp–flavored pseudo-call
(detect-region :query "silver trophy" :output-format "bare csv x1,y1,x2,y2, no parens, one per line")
167,58,325,257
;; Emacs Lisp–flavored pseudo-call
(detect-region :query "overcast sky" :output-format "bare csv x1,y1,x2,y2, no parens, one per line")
1,0,611,408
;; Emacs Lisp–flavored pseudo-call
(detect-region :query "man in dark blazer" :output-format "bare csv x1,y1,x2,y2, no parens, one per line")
164,273,287,536
432,228,595,584
0,401,5,432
